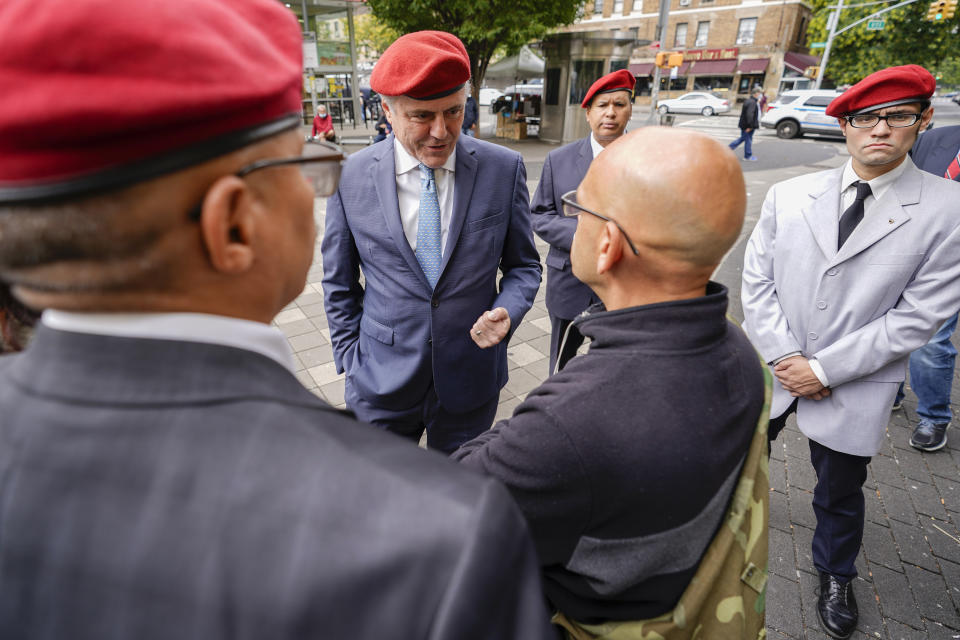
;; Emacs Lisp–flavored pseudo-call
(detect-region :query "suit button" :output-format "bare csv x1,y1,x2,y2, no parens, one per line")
427,338,432,345
827,268,838,276
817,301,827,310
808,332,819,340
431,297,439,308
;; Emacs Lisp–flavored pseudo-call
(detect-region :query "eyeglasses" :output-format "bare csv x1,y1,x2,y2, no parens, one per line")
560,190,639,256
188,139,344,220
843,112,923,129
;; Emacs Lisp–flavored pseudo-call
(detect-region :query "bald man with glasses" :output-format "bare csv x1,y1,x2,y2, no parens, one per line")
454,127,768,634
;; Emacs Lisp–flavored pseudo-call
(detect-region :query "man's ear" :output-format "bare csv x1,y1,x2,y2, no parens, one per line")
920,105,935,131
198,175,257,274
596,221,625,275
837,117,848,137
382,100,394,126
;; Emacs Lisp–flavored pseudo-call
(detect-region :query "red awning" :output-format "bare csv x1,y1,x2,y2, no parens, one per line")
629,62,655,76
739,58,769,73
675,62,691,76
784,51,820,73
690,59,737,75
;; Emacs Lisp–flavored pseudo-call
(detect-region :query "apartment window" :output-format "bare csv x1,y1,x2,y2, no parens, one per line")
594,0,603,15
674,23,688,48
795,16,808,45
736,18,757,45
695,21,710,47
614,0,624,13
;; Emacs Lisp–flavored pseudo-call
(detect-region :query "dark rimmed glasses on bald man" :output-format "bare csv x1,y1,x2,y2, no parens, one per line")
560,189,639,256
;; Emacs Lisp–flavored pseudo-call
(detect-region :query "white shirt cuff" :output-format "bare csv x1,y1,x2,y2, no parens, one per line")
771,351,801,365
808,359,829,387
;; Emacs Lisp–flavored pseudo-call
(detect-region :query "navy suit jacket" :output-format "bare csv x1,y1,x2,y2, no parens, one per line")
321,134,541,413
0,326,555,639
530,136,600,320
912,124,960,181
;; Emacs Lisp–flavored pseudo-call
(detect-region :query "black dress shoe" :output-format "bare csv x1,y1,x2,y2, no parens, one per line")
817,572,858,639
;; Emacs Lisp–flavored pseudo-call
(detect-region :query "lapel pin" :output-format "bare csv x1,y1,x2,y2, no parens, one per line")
889,218,894,224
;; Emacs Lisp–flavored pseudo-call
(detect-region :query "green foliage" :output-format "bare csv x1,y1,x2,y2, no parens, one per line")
808,0,958,86
365,0,583,96
354,13,401,56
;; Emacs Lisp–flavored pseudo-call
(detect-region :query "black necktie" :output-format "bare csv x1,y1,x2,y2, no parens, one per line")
838,181,872,249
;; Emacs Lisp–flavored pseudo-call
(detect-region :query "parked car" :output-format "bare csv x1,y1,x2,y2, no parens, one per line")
656,92,731,116
760,89,844,139
478,87,504,106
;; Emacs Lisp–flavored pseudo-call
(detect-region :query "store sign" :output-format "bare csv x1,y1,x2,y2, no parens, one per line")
302,32,320,70
683,48,739,61
316,40,351,69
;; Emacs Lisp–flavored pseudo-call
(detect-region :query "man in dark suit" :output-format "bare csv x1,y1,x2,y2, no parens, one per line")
531,68,634,373
0,2,554,638
729,86,762,161
896,124,960,451
322,31,542,452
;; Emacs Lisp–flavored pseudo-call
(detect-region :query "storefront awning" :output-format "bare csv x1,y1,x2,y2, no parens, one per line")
629,62,655,76
739,58,769,73
784,51,820,73
690,59,737,75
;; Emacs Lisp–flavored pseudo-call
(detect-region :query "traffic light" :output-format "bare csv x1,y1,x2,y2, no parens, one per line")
668,52,684,67
804,66,820,78
926,0,949,20
655,52,685,67
944,0,957,18
656,51,668,67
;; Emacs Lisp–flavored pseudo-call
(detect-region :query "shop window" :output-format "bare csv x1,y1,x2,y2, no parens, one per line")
736,18,757,45
695,22,709,47
693,75,733,91
795,16,808,45
545,68,561,106
594,0,603,14
674,23,688,48
570,60,605,105
614,0,623,13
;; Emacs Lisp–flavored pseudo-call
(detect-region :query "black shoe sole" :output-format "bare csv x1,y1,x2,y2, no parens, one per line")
909,435,947,452
816,605,856,640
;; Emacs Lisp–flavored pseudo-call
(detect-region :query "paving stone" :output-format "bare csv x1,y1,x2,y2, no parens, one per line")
909,481,951,521
309,315,328,330
932,475,960,515
870,563,923,629
511,320,547,341
890,517,941,573
307,362,342,387
297,345,334,368
274,307,306,324
923,519,960,566
294,369,316,390
896,448,935,484
783,427,810,462
925,450,960,483
770,526,797,579
494,396,522,422
926,621,960,639
793,524,815,572
866,486,889,528
524,304,548,321
939,559,960,609
504,367,539,397
771,457,788,494
294,291,324,306
766,572,803,638
770,434,787,462
522,358,550,382
288,331,327,352
530,316,552,335
785,455,818,492
507,342,545,367
299,302,327,319
526,334,552,358
789,487,818,530
905,564,960,630
880,483,922,526
770,489,792,533
863,520,903,572
870,453,905,490
319,378,345,407
884,618,924,640
277,318,317,338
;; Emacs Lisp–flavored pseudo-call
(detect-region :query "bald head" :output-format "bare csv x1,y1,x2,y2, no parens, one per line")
571,128,745,307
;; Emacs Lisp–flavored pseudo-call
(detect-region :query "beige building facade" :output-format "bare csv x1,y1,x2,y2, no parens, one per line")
561,0,820,103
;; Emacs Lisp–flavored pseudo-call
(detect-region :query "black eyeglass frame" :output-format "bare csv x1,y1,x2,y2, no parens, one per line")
842,112,924,129
187,139,345,221
560,189,639,256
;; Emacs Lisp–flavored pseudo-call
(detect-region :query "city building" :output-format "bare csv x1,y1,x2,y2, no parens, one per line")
558,0,820,103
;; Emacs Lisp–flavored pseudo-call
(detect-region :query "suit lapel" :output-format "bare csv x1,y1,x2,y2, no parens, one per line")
576,137,593,181
372,137,431,288
440,139,478,277
801,168,843,260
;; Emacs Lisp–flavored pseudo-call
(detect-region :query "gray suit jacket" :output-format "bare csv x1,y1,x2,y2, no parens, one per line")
0,326,555,639
742,158,960,456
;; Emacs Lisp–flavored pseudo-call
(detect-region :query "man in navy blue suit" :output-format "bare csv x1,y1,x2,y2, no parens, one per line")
531,68,634,373
896,124,960,451
322,31,541,453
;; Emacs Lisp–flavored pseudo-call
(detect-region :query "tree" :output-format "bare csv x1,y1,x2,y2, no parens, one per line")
354,13,400,59
365,0,583,98
807,0,958,86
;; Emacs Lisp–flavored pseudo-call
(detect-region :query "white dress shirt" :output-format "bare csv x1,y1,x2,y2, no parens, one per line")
42,310,296,372
394,141,456,255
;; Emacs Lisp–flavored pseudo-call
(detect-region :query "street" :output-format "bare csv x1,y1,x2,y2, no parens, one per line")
288,98,960,639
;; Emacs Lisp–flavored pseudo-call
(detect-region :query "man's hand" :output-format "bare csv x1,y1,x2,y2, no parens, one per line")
774,355,827,398
471,307,511,348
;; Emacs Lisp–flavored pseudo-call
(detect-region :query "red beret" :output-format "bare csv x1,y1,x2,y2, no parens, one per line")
0,0,303,203
581,69,636,108
370,31,471,100
825,64,936,117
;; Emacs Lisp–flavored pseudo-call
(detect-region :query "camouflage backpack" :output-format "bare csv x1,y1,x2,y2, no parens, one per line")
553,365,772,640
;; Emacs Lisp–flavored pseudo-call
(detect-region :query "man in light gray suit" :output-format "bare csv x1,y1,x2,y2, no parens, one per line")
742,64,960,639
0,1,555,639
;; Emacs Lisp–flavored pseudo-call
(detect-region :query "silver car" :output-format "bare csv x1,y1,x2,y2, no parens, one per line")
656,91,731,116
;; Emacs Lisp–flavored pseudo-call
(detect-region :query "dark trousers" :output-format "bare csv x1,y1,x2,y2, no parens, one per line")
345,380,498,454
549,313,586,375
769,400,871,580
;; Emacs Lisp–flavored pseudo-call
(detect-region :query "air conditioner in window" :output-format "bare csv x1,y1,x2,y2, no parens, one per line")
679,0,691,6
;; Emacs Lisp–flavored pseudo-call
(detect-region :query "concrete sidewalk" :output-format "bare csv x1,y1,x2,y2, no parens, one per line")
284,123,960,639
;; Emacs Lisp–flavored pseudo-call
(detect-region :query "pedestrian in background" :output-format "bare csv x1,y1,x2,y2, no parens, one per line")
322,31,541,453
0,2,553,638
742,65,960,639
531,68,634,373
462,93,479,137
895,123,960,451
729,86,762,161
311,103,336,142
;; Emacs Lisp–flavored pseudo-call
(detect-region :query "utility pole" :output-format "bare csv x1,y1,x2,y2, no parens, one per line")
646,0,672,125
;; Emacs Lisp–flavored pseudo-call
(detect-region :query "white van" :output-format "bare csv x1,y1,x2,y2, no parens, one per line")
760,89,845,139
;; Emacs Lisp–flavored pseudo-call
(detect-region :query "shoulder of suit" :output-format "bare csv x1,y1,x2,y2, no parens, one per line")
460,135,522,163
545,137,589,162
771,166,838,194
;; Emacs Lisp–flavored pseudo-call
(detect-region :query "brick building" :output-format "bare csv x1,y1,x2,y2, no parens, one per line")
560,0,820,103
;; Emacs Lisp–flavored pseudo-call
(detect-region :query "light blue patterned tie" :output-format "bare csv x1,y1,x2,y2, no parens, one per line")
415,163,442,287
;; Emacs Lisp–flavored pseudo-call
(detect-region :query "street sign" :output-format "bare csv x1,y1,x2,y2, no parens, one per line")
866,19,886,29
810,41,827,48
